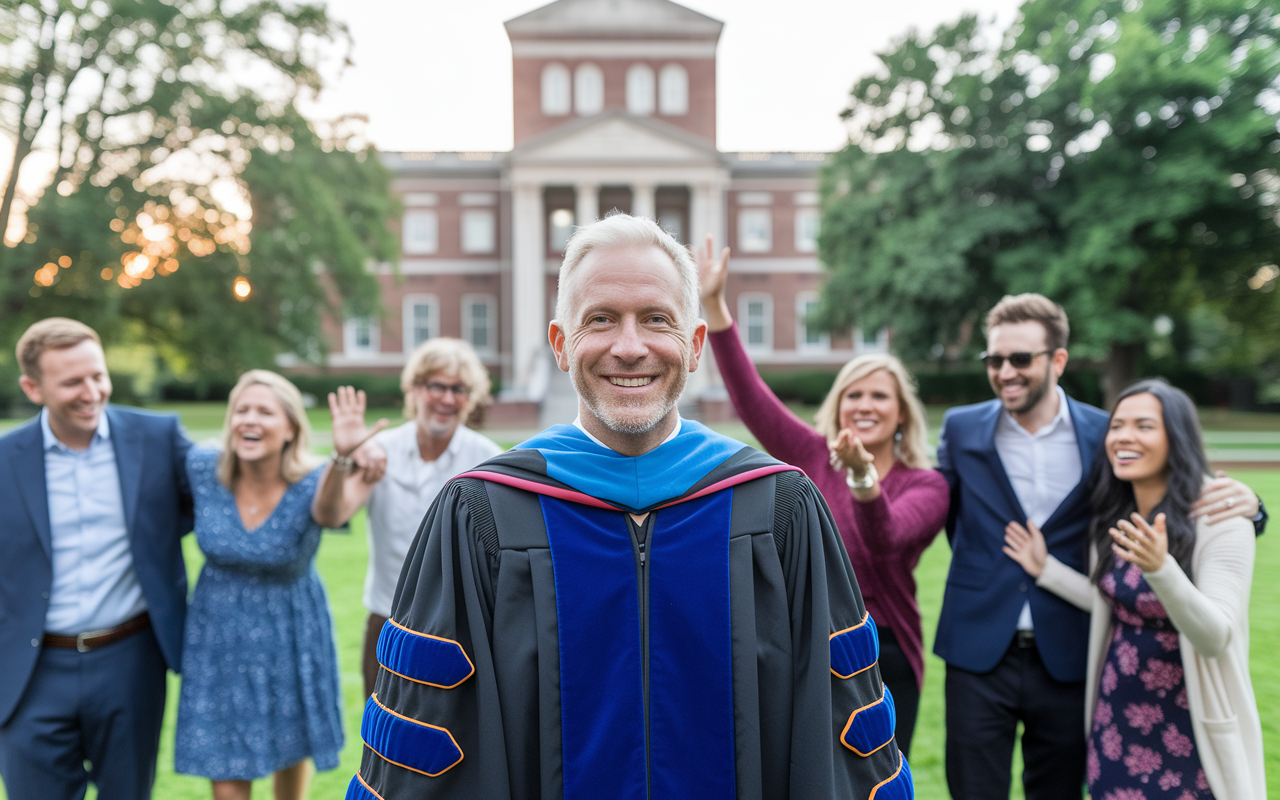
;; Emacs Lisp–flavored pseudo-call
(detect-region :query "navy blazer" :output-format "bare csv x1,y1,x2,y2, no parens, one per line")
934,395,1109,682
0,406,193,725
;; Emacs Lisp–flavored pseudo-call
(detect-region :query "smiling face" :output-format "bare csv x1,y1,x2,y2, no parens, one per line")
229,383,297,467
411,368,469,440
550,244,706,452
985,320,1065,416
1107,392,1170,484
19,339,113,449
837,368,905,450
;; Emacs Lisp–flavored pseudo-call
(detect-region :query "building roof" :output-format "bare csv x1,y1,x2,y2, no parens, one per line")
504,0,723,40
380,151,505,177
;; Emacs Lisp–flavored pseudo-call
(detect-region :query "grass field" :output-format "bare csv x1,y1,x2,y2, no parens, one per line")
1,407,1277,798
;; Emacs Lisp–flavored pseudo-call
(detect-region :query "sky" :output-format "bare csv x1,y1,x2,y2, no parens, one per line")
301,0,1024,154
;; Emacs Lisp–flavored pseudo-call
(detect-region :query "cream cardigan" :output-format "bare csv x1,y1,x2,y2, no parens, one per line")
1038,515,1264,800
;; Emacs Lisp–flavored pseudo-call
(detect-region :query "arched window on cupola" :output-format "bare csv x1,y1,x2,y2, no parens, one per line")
626,64,655,115
574,63,604,115
541,63,571,116
658,63,688,116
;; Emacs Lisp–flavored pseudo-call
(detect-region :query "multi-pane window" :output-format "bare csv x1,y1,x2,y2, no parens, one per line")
402,295,439,351
344,316,379,356
796,292,830,352
575,63,604,115
737,209,773,253
461,210,495,254
626,64,655,115
462,294,497,355
795,208,820,253
402,210,438,255
658,64,688,115
542,63,571,116
738,293,773,352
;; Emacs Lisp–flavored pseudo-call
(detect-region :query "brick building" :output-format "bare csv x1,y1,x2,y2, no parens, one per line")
326,0,887,422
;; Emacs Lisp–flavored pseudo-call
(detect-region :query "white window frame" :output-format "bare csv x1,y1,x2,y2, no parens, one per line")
795,207,820,253
658,63,688,115
626,63,655,115
574,62,604,116
402,209,438,255
343,316,380,357
795,292,830,353
738,292,773,354
542,63,571,116
402,294,440,352
460,209,496,254
461,293,497,357
737,208,773,253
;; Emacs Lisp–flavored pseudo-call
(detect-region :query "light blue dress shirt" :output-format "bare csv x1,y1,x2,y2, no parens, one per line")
41,408,148,635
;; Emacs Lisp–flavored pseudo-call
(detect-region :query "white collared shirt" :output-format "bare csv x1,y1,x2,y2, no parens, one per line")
362,422,502,617
994,386,1082,630
571,415,683,451
41,408,148,634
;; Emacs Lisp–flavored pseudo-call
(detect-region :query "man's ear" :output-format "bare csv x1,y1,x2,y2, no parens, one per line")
687,319,708,372
549,321,570,373
1051,347,1069,378
18,375,43,406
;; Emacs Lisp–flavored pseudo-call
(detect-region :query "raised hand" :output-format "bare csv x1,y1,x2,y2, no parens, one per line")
1189,471,1259,524
1003,520,1047,578
328,385,389,458
828,428,874,478
1110,512,1168,573
695,233,733,332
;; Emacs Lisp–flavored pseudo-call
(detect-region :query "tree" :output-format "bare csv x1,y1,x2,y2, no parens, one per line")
820,0,1280,400
0,0,393,386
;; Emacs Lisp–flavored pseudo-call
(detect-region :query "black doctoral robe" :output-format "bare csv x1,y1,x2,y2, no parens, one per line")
347,421,911,799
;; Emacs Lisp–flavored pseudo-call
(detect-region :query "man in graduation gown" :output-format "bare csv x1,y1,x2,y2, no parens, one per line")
346,214,912,800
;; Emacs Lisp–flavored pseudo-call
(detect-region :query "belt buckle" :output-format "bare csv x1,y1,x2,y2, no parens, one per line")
75,632,92,653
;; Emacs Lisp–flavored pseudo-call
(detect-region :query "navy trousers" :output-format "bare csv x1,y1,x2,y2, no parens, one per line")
0,628,167,800
945,641,1086,800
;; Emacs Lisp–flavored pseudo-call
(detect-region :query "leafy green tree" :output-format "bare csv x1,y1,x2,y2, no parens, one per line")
821,0,1280,398
0,0,393,387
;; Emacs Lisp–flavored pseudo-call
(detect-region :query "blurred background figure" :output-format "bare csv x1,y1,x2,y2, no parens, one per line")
698,236,948,757
174,370,383,800
1005,379,1264,800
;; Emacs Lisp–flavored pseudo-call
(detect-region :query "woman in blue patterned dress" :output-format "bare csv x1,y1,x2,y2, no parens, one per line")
1003,379,1263,800
175,371,386,799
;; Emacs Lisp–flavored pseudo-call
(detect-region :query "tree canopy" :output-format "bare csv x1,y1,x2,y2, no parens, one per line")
819,0,1280,398
0,0,395,395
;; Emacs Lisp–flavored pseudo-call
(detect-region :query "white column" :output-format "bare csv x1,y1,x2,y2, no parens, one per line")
575,183,599,227
689,179,728,399
632,183,656,220
511,182,546,395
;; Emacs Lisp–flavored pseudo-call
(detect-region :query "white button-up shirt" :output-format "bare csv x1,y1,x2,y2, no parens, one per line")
994,386,1082,631
362,422,502,617
41,408,148,635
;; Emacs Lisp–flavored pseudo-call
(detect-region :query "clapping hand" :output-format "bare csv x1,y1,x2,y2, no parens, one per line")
1003,520,1047,578
828,428,874,480
328,385,389,462
1110,512,1168,573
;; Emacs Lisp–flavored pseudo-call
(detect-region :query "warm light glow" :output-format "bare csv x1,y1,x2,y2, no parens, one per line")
233,277,252,299
58,255,72,268
108,200,252,289
101,268,114,280
124,253,150,277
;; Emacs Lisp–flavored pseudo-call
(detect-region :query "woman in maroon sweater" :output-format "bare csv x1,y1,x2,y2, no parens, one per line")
698,237,949,756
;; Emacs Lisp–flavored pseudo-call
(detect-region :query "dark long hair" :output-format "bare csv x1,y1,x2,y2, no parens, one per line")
1088,378,1209,584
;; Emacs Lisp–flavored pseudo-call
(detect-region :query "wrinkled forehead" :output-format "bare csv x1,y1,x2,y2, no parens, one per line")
568,244,685,316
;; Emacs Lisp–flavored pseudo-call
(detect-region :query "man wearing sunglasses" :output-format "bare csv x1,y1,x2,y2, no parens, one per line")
935,293,1265,800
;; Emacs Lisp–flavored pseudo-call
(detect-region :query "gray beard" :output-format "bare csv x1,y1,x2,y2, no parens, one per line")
569,363,687,436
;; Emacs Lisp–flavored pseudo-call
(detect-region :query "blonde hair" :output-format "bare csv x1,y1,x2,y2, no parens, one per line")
553,213,699,333
16,317,101,380
814,354,931,469
217,370,317,487
399,337,492,420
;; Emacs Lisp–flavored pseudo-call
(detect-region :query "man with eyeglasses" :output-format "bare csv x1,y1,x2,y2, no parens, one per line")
340,338,501,698
935,293,1265,800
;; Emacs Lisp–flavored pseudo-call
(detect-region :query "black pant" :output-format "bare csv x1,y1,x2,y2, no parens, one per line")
945,641,1085,800
878,626,920,759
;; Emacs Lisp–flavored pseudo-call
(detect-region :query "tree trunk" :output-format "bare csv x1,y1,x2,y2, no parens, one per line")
1102,341,1142,410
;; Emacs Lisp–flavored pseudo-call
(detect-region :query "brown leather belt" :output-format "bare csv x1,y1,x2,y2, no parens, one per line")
44,612,151,653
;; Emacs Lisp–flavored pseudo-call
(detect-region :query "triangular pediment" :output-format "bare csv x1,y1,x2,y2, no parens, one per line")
505,0,722,39
511,112,721,164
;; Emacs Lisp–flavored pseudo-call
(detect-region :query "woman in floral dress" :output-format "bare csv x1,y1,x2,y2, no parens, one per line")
1003,379,1264,800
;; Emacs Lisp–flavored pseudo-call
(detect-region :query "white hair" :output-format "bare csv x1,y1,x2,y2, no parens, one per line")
553,213,700,332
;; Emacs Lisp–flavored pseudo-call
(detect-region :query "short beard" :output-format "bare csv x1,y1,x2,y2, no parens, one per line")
995,360,1052,414
568,343,689,436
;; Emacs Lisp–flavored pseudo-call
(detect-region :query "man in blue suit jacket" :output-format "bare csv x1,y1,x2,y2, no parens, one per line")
935,294,1264,800
0,318,192,799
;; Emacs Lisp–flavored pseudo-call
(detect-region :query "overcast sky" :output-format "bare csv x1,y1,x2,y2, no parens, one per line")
301,0,1024,154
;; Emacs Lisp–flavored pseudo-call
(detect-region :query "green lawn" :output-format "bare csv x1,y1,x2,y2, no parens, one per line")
2,411,1277,798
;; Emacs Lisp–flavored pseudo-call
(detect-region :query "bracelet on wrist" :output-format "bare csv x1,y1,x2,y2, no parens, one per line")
330,452,356,474
846,463,878,491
